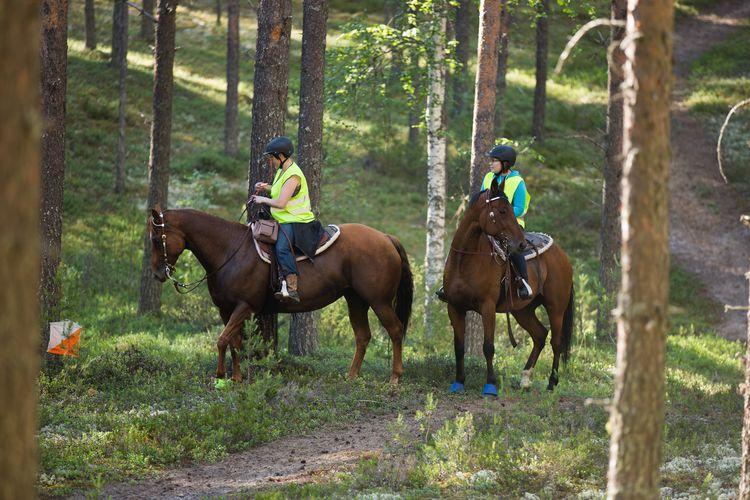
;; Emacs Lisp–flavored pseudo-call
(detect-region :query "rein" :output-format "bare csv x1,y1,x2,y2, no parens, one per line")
152,209,251,294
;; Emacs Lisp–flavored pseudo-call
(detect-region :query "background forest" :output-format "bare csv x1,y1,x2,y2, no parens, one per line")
24,0,750,497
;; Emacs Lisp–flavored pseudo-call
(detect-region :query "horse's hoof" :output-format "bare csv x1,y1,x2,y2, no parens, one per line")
520,369,533,390
546,383,555,391
482,383,498,397
449,381,465,393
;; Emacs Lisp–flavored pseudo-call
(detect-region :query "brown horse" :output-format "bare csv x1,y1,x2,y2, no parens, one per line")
442,177,574,393
146,208,413,384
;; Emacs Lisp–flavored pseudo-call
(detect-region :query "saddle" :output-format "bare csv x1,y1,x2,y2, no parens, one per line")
488,231,553,262
251,223,342,264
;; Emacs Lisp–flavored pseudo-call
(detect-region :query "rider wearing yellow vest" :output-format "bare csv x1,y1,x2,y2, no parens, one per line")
251,136,319,303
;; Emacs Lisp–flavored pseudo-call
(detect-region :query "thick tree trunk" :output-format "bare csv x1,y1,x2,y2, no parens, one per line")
138,0,178,315
85,0,96,49
247,0,292,350
451,0,471,117
424,13,447,338
289,0,327,356
40,0,68,368
0,3,42,496
494,0,509,137
114,0,128,194
466,0,500,356
606,0,673,497
224,0,240,157
110,0,126,68
742,265,750,498
596,0,627,340
141,0,154,42
531,0,548,143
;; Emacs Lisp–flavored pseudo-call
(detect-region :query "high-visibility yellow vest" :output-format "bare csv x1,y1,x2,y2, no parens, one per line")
481,171,531,228
270,162,315,224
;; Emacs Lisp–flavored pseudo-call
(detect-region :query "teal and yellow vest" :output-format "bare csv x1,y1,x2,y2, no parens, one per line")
270,162,315,224
481,171,531,228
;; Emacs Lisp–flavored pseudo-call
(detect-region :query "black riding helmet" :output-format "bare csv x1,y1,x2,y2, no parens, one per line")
264,136,294,160
486,144,517,166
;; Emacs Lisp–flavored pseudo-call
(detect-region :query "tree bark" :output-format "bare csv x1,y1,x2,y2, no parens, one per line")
110,0,126,67
606,0,673,497
114,0,128,194
247,0,292,350
0,2,42,497
494,0,510,137
85,0,96,49
531,0,549,143
742,266,750,498
138,0,178,315
289,0,327,356
141,0,154,43
224,0,240,157
40,0,68,367
424,11,447,338
216,0,222,25
451,0,471,117
596,0,627,340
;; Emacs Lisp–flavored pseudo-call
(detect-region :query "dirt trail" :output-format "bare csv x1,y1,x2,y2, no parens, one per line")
670,0,750,340
73,397,499,499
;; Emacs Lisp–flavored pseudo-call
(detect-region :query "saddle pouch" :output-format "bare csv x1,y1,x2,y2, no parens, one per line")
252,219,279,244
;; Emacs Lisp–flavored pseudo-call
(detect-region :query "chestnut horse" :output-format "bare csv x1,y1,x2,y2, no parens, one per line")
147,208,413,384
442,177,574,393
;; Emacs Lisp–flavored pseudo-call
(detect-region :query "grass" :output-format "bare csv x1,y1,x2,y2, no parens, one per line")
39,0,745,496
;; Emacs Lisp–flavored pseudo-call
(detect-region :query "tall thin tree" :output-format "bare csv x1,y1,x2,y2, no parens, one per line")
289,0,328,356
741,216,750,498
606,0,673,496
114,0,128,194
138,0,178,315
216,0,222,25
424,6,447,338
596,0,626,340
224,0,240,157
451,0,471,117
111,0,126,67
85,0,96,49
0,2,42,496
531,0,549,142
247,0,292,349
466,0,500,356
494,0,510,136
40,0,68,365
141,0,154,43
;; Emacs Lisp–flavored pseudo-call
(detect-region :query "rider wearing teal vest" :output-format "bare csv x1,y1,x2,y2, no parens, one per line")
251,136,320,304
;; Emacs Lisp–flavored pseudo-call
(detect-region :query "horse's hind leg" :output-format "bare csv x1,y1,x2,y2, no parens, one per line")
447,304,467,391
547,308,565,391
371,302,405,385
229,329,244,383
345,293,372,381
512,305,549,389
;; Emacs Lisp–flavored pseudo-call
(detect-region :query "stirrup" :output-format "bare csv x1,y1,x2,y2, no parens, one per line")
435,286,448,303
516,278,532,299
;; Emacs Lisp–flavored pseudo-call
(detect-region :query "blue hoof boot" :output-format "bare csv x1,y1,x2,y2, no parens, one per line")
449,381,465,393
482,383,498,397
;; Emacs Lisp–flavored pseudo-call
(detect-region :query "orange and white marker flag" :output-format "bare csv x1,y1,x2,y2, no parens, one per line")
47,320,82,357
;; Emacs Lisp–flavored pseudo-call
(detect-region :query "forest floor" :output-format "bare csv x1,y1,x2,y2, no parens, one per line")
62,2,750,498
670,0,750,340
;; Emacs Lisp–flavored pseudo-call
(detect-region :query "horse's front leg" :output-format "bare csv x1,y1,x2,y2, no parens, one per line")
216,302,252,382
447,303,467,393
480,301,498,397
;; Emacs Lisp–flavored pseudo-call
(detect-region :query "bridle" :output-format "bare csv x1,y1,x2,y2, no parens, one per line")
150,210,250,294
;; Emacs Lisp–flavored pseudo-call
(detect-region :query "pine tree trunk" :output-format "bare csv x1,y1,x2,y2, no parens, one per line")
40,0,68,368
494,0,509,137
216,0,222,25
138,0,178,316
114,0,128,194
424,12,447,339
110,0,126,68
247,0,292,350
741,264,750,498
606,0,673,496
596,0,626,340
141,0,154,42
224,0,240,157
451,0,470,117
85,0,96,49
531,0,548,143
466,0,500,356
289,0,327,356
0,3,42,496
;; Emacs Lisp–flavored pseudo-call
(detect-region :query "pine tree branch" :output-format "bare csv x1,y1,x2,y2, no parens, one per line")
717,98,750,183
554,18,626,75
126,1,156,22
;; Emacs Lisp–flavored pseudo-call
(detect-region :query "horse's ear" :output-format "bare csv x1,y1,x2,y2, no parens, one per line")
490,177,500,198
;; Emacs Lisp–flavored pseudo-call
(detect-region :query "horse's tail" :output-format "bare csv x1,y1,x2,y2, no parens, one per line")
387,235,413,337
561,284,575,365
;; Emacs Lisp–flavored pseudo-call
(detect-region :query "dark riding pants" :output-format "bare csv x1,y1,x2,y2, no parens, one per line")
510,252,529,281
